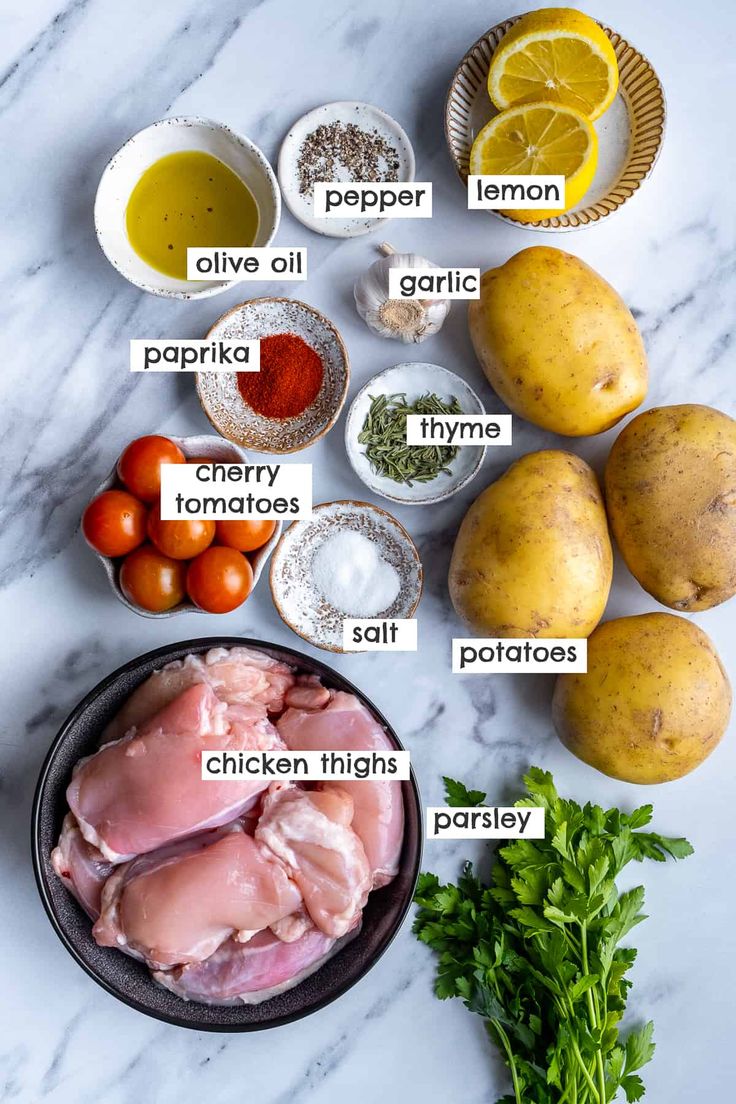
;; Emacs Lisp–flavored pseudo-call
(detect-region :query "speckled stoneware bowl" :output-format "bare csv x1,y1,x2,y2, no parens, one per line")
197,298,350,453
31,637,422,1031
270,501,423,652
94,116,281,297
345,363,487,505
89,435,281,618
446,16,666,230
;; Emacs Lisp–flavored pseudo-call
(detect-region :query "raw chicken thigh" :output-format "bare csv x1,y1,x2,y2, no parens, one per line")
93,824,301,968
154,926,337,1005
101,646,296,744
51,813,114,920
68,683,284,862
278,691,404,887
256,785,371,938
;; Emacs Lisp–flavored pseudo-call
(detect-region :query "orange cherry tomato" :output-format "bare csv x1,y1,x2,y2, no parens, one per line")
186,546,253,613
120,544,187,612
117,435,185,502
147,503,215,560
82,490,147,558
215,519,277,552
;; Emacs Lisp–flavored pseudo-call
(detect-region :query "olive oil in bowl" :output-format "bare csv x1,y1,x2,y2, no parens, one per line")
125,150,259,280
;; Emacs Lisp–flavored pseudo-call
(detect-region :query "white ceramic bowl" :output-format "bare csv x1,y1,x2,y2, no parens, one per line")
94,117,281,298
278,101,415,238
87,434,282,618
345,363,486,505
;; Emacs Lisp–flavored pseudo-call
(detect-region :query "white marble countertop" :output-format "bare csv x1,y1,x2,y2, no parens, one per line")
2,0,735,1100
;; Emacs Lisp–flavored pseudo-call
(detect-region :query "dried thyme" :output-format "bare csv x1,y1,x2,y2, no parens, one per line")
358,391,463,485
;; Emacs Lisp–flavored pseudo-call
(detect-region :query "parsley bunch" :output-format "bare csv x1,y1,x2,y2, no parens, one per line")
414,768,693,1103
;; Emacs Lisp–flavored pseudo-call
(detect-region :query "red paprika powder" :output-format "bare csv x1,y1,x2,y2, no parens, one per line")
238,332,324,419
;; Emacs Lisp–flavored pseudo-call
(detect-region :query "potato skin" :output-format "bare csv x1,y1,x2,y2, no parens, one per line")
605,404,736,611
448,450,612,638
553,613,731,784
468,247,647,436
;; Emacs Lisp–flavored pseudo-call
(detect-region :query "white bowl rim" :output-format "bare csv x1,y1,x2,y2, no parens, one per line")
94,115,282,299
345,362,487,505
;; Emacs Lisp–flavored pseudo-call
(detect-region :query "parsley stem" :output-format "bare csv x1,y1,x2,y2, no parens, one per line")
569,1035,601,1103
581,923,608,1104
490,1020,522,1104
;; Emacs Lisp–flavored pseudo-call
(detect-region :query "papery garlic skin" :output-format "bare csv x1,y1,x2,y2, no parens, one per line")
354,244,451,343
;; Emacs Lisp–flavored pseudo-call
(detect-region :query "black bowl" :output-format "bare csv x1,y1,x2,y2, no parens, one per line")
31,637,422,1031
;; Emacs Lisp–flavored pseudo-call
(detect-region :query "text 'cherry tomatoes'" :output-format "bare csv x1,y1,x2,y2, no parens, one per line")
186,546,253,613
215,519,277,553
82,490,147,558
117,435,185,502
147,503,215,560
120,544,187,612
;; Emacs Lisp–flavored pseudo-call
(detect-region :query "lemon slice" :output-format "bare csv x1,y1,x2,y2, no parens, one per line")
469,102,598,223
488,8,619,121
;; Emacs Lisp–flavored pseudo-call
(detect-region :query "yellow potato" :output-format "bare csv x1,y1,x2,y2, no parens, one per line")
468,247,647,436
553,613,731,783
605,404,736,611
448,449,612,637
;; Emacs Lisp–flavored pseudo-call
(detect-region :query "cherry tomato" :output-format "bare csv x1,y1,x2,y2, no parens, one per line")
82,490,147,557
120,544,187,612
117,435,185,502
215,519,277,552
147,503,215,560
186,546,253,613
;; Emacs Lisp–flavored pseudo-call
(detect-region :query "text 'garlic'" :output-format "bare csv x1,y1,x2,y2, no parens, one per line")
354,242,451,343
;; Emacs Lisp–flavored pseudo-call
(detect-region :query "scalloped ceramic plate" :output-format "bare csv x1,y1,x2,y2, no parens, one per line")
446,16,665,230
88,435,281,618
197,298,350,453
270,501,423,652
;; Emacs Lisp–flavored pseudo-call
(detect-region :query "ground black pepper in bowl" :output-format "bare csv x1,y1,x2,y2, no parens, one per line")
297,121,400,196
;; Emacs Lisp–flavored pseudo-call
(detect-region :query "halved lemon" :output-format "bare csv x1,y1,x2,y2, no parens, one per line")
488,8,619,121
469,101,598,223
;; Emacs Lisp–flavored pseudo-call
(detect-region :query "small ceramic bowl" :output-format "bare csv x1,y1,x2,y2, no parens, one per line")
88,435,281,618
94,116,281,298
345,363,486,506
446,16,666,230
32,637,422,1030
270,500,423,652
278,101,415,238
197,298,350,453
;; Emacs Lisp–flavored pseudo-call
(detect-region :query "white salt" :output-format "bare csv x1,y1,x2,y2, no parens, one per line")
311,530,400,616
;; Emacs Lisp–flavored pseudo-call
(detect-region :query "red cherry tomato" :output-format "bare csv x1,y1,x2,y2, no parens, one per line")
119,545,187,612
186,546,253,613
82,490,147,557
215,520,277,552
147,503,215,560
117,435,185,502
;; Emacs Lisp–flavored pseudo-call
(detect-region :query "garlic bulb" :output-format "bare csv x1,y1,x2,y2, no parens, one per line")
353,242,451,343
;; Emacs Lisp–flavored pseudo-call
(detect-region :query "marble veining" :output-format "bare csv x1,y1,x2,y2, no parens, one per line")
1,0,735,1101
